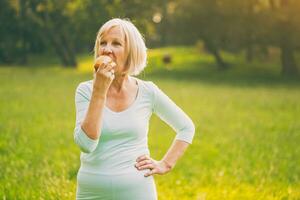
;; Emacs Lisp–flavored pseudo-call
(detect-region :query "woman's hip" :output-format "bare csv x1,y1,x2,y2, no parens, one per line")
76,169,157,200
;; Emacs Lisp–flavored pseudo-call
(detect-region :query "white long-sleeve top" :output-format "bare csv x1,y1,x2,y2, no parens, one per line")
74,77,195,175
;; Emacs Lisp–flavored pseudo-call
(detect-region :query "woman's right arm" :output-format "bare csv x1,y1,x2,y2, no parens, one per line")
74,57,115,153
80,86,106,140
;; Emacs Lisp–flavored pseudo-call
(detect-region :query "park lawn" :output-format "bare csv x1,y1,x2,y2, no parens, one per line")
0,46,300,199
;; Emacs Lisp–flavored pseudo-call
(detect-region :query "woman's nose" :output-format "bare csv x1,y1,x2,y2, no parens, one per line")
102,46,112,54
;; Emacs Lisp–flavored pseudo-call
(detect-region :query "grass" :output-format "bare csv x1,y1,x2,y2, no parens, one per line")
0,46,300,199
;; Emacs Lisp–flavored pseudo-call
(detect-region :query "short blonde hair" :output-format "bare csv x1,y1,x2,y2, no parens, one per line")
94,18,147,76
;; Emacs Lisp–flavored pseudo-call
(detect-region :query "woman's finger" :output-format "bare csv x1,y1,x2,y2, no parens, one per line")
94,67,115,80
102,62,116,73
95,62,115,76
136,155,150,162
137,164,154,170
135,160,152,168
94,62,106,72
104,71,115,78
144,168,158,177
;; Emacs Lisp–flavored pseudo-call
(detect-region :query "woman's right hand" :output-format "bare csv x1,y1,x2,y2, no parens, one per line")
92,55,116,94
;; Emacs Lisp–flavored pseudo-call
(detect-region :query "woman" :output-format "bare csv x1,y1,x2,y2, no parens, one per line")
74,18,195,200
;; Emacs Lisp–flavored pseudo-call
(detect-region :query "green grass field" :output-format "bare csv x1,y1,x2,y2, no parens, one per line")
0,47,300,199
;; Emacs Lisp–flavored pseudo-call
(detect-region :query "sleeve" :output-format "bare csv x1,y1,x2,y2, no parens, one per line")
73,83,99,153
150,82,195,144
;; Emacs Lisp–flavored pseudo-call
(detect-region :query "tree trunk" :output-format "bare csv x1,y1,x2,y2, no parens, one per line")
49,29,77,67
204,39,228,70
19,0,28,65
280,42,298,75
160,0,168,46
246,45,254,63
268,0,298,75
51,32,71,66
43,11,77,67
278,17,298,75
61,32,77,67
213,50,228,70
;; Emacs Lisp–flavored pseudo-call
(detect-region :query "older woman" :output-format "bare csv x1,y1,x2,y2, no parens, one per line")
74,18,195,200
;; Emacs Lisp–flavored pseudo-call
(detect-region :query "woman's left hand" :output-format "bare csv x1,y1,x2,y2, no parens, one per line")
135,155,173,177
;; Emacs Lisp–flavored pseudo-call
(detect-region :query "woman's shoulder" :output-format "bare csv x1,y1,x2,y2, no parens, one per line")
75,80,93,95
134,77,158,92
133,77,162,104
77,79,93,88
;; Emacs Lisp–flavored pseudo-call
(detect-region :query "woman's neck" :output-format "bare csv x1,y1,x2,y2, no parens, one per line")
109,74,131,93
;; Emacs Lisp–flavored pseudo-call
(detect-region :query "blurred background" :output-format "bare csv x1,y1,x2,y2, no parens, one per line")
0,0,300,199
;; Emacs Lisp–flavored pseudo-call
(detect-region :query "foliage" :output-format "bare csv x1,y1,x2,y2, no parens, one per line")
1,0,300,72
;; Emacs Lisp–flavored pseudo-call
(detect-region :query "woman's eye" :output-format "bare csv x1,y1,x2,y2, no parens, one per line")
113,42,121,46
100,41,106,45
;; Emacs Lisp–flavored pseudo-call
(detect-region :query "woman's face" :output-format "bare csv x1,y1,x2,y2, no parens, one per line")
98,26,127,75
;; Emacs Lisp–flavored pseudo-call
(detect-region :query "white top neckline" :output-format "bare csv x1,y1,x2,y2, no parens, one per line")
104,77,141,115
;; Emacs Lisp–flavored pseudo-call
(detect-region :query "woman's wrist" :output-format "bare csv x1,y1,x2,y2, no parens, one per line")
161,159,174,172
92,87,107,99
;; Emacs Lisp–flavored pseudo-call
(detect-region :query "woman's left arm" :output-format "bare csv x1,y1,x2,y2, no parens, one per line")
135,82,195,177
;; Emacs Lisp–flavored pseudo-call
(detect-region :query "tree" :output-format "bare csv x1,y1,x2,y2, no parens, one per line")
0,0,19,63
269,0,299,75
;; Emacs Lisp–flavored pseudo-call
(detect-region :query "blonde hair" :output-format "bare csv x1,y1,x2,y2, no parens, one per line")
94,18,147,76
